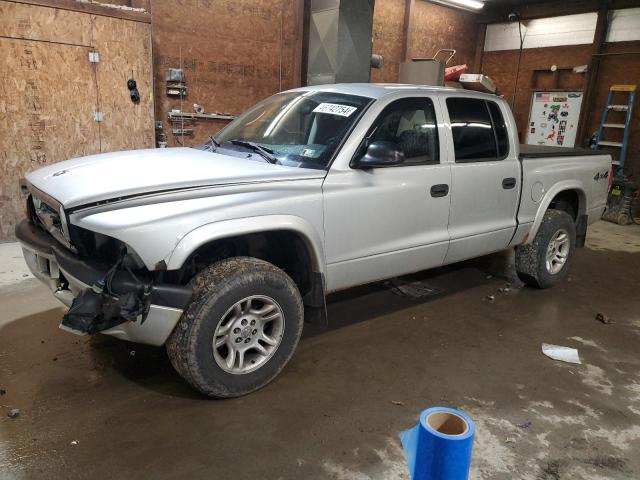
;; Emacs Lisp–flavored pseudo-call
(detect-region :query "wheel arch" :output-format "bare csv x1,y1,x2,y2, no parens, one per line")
166,215,326,301
525,182,587,244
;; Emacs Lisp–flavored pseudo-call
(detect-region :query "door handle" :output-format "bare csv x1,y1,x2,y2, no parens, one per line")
502,177,517,189
430,184,449,197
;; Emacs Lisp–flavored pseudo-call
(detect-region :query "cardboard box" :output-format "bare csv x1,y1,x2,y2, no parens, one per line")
458,74,496,94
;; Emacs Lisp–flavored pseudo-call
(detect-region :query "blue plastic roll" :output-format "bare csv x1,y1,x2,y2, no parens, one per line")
400,407,475,480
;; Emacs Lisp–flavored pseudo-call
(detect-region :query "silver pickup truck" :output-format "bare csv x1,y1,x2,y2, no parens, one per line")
16,84,611,397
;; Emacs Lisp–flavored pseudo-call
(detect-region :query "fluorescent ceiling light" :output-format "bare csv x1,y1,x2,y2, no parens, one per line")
431,0,485,10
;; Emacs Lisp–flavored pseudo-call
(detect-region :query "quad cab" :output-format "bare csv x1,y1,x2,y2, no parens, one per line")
17,84,611,396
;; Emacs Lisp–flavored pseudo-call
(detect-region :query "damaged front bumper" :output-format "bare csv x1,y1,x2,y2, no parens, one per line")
15,220,191,346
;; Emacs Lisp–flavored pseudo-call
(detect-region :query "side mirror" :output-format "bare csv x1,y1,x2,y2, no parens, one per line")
354,141,404,168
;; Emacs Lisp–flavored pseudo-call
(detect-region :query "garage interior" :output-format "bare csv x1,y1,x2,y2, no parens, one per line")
1,0,640,478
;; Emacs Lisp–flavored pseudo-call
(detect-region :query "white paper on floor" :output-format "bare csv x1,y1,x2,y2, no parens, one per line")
541,343,581,364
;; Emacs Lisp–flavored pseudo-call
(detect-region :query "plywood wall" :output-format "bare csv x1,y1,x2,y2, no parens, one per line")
586,41,640,175
482,41,640,176
482,44,592,142
0,39,100,239
370,0,480,83
151,0,303,147
152,0,478,146
479,8,640,175
0,1,154,240
92,14,154,151
409,1,479,67
371,0,406,83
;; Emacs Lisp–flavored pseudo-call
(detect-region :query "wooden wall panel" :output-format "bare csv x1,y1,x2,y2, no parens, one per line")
482,45,592,142
480,4,640,175
409,1,478,69
151,0,302,147
0,1,93,45
0,38,100,239
92,14,155,151
481,48,519,99
0,1,154,240
370,0,480,83
8,0,150,23
371,0,405,83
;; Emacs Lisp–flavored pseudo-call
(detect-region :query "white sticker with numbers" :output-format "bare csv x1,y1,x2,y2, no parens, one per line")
312,103,357,117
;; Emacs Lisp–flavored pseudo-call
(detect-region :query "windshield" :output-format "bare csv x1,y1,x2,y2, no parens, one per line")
210,91,372,169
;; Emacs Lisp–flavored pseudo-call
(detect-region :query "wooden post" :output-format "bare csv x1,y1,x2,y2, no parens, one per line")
300,0,311,86
291,0,306,88
401,0,415,62
474,23,486,73
576,0,608,146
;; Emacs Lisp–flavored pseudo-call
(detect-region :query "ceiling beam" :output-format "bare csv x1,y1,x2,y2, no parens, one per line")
576,0,610,146
8,0,150,23
481,0,640,23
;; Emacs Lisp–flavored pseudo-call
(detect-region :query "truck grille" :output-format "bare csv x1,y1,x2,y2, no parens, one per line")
28,191,75,252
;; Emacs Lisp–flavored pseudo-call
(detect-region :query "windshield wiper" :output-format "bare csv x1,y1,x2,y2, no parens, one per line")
206,135,220,152
229,139,278,164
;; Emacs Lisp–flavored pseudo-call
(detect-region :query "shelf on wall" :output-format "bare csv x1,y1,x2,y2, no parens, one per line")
168,111,235,121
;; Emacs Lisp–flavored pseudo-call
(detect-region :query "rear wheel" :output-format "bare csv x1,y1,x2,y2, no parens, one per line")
166,257,304,397
515,209,576,289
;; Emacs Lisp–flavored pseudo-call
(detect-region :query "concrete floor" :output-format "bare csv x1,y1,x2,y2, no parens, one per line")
1,221,639,480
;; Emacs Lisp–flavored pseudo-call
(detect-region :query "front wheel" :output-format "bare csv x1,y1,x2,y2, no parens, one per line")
166,257,304,397
515,209,576,289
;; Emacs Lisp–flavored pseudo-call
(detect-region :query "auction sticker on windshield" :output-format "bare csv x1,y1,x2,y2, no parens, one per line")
313,103,357,117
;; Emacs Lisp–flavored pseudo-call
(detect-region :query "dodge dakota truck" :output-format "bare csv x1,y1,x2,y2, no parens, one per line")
16,84,611,397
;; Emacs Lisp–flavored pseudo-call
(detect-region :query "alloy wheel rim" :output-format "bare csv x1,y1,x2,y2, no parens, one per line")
212,295,285,374
545,229,570,275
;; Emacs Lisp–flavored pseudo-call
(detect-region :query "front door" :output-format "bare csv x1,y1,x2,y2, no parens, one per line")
322,96,451,292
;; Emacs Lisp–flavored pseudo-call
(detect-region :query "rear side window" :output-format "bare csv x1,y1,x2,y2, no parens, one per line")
446,98,509,162
487,101,509,157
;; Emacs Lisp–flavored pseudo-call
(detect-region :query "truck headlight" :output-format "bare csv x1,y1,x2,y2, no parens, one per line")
59,205,70,242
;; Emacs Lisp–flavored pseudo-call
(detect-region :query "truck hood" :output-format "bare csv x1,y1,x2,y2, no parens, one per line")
26,148,326,209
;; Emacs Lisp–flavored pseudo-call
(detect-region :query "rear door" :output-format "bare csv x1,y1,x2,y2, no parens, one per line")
442,96,521,264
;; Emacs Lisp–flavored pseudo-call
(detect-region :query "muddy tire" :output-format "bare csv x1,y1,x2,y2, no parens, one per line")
166,257,304,398
515,209,576,289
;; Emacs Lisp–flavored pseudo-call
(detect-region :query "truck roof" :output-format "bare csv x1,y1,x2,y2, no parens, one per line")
290,83,499,101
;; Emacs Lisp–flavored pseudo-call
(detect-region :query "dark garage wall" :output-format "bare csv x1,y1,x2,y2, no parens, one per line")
586,40,640,176
0,0,154,241
371,0,481,83
479,1,640,176
482,40,640,176
155,0,482,146
151,0,304,148
408,0,479,68
481,45,593,144
371,0,406,83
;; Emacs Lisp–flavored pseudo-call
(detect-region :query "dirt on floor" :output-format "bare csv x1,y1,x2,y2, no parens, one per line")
1,221,639,480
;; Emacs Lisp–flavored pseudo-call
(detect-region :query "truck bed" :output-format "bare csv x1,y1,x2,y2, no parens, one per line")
519,144,605,159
